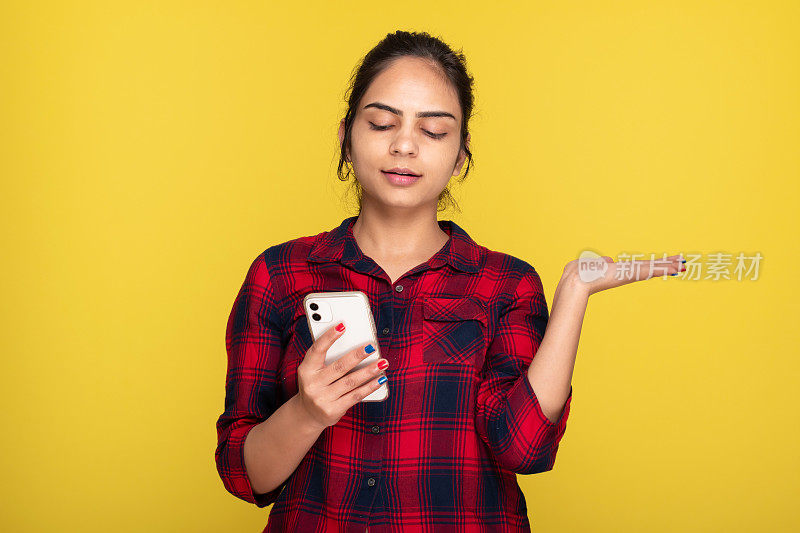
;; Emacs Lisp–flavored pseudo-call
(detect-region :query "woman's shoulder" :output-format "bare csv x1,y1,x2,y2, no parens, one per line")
234,228,331,295
465,245,546,314
480,245,542,281
252,227,333,269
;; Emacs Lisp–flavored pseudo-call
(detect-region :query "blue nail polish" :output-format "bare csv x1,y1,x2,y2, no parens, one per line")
681,259,686,263
378,375,388,384
365,344,375,354
670,272,678,276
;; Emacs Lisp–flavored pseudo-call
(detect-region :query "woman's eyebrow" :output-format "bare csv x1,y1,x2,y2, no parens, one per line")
363,101,456,121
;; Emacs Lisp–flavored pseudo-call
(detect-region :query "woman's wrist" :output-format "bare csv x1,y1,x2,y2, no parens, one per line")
555,269,591,306
286,393,329,436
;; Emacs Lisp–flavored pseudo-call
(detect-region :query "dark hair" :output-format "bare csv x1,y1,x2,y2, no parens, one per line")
337,30,476,214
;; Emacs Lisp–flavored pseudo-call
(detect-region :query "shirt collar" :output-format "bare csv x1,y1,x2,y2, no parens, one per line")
307,215,481,274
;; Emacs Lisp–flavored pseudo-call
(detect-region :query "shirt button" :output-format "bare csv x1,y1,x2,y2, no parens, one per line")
371,425,380,434
382,327,390,335
395,285,404,293
367,477,376,487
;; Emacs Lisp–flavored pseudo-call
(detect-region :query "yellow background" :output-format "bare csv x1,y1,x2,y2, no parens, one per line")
2,1,798,531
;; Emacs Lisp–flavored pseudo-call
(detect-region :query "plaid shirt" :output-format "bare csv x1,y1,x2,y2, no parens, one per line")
216,215,573,532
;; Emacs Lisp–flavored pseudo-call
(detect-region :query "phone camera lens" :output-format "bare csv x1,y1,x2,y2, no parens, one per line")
310,303,318,311
311,313,321,321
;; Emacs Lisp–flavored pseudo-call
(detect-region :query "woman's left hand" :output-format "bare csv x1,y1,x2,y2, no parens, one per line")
559,253,686,298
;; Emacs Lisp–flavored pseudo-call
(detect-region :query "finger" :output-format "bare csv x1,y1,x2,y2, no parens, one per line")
333,370,388,409
653,254,685,263
306,321,346,369
632,254,682,263
330,358,387,400
630,260,685,280
322,342,376,386
648,254,687,271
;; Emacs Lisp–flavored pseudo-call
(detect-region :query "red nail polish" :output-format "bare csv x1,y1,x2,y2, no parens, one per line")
335,322,345,332
377,360,389,370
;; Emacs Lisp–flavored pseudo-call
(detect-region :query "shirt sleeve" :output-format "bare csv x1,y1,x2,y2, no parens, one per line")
215,251,289,507
474,264,573,475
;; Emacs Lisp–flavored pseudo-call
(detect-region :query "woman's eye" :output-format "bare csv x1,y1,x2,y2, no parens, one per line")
368,122,447,140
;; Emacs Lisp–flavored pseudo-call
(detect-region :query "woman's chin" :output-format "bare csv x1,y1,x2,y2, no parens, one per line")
366,192,432,211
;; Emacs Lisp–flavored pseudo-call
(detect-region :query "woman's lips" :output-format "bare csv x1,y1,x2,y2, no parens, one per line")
382,171,422,186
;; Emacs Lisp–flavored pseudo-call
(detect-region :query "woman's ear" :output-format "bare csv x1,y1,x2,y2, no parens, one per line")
453,133,471,176
338,118,350,162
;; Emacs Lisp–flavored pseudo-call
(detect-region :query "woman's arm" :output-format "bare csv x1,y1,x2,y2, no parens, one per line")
245,324,389,495
527,274,586,423
243,394,326,494
528,255,685,423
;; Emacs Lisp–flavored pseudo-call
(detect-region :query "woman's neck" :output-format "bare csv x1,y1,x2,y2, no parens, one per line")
351,207,449,273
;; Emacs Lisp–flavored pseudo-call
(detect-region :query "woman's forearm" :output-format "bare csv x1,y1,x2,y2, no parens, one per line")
243,393,326,495
527,274,588,423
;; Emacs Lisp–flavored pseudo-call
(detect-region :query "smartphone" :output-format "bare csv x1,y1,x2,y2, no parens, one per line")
302,290,389,402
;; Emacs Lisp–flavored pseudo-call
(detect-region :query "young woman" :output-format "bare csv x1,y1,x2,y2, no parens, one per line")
215,30,685,532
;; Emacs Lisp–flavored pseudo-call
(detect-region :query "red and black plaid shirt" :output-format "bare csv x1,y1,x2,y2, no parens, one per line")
216,215,573,532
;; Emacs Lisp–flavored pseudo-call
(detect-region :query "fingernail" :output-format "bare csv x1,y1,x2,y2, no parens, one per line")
377,359,389,370
378,376,388,384
335,322,345,332
680,259,687,263
365,344,375,354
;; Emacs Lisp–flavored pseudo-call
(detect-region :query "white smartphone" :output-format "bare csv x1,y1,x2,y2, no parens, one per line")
302,290,389,402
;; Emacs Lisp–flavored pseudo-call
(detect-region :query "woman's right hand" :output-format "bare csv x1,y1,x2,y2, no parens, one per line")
295,322,388,431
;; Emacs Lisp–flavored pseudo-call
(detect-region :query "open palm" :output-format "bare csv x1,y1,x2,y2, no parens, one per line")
561,253,686,298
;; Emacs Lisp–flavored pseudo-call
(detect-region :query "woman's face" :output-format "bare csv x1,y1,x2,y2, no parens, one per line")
339,56,470,212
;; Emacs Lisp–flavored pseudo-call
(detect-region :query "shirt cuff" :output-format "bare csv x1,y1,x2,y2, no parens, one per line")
223,422,286,508
509,373,572,438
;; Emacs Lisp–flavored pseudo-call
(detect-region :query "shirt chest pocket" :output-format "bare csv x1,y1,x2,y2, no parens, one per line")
422,296,488,367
